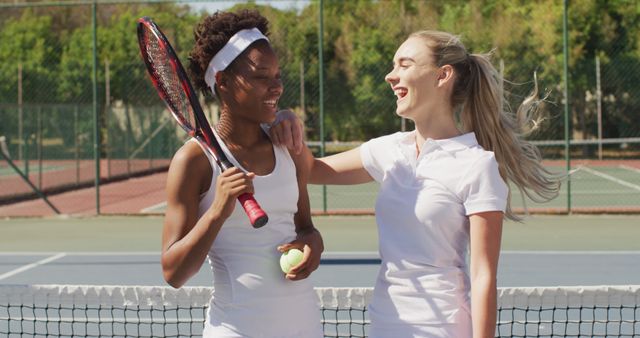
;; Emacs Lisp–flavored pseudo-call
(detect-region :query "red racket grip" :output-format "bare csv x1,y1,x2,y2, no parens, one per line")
238,193,268,228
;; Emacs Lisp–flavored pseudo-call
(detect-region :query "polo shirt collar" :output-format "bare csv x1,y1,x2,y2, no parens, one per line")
399,131,479,157
432,132,479,152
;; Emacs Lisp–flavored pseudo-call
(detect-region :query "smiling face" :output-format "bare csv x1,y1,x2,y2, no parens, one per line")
220,40,283,124
385,36,443,121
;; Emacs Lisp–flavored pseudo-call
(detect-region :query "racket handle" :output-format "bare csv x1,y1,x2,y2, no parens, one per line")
238,193,268,228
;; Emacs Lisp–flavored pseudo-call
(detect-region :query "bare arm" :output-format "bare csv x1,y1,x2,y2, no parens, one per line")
469,211,503,338
277,147,324,280
161,142,254,288
309,146,372,185
269,110,373,185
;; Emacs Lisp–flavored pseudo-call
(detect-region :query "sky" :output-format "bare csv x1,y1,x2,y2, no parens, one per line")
187,0,309,13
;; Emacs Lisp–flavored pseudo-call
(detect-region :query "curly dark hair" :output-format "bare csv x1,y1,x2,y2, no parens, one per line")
188,9,270,96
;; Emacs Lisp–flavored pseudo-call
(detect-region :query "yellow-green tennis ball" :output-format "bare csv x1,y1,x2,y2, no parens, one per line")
280,249,304,274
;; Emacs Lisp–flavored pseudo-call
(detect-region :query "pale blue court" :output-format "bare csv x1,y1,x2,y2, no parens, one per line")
1,215,640,337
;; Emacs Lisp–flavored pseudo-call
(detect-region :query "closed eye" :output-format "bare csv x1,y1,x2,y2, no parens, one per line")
394,56,415,69
391,61,413,70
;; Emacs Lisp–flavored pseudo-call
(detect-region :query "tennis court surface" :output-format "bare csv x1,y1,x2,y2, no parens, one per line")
1,215,639,337
2,160,640,217
1,0,639,336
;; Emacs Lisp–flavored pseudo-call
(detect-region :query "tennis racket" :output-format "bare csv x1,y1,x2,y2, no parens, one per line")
137,16,268,228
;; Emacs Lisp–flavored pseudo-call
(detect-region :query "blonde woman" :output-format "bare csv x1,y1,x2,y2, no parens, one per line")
272,30,560,337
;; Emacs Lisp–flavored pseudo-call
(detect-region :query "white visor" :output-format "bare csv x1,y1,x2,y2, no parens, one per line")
204,28,269,95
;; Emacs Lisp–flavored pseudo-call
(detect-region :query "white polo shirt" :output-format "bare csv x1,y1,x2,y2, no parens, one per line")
360,131,508,330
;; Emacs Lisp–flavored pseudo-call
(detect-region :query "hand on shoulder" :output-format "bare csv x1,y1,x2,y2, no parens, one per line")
268,109,305,155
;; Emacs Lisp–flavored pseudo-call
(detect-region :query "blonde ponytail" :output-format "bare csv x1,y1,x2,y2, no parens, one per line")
410,31,561,220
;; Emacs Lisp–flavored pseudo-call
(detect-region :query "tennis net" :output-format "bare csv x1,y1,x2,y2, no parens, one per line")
1,284,638,337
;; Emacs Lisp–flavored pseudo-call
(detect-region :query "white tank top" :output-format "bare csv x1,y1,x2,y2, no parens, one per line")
193,133,322,338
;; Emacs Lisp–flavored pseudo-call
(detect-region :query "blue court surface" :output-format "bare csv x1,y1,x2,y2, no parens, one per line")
1,250,639,287
1,214,639,287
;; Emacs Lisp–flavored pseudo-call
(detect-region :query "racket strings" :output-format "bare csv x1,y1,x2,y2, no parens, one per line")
142,27,197,132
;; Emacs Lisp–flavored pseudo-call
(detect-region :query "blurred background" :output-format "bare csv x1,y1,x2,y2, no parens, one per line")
1,0,639,216
1,2,639,337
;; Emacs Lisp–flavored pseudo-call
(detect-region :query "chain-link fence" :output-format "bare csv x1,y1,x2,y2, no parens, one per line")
0,0,639,216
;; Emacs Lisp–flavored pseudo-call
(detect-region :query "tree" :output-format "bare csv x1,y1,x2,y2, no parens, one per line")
0,10,58,104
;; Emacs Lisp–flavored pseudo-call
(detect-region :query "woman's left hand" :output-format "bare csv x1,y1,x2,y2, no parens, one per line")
277,228,324,280
269,109,305,155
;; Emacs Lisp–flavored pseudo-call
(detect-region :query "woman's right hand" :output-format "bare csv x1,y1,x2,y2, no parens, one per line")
209,167,255,220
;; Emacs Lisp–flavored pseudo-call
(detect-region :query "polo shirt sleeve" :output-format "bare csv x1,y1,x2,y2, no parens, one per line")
360,136,386,182
458,152,508,215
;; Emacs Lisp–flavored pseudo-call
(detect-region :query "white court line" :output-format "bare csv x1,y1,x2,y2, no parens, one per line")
141,201,166,213
0,252,66,281
1,251,638,257
580,166,640,192
567,167,582,176
512,189,640,195
324,251,640,256
620,165,640,175
0,251,157,256
0,251,379,257
501,250,640,255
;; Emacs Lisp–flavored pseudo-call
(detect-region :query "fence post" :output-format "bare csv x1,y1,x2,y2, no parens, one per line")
318,0,327,213
37,106,42,190
92,1,100,214
105,58,111,179
596,55,602,161
18,63,24,162
75,106,79,185
300,60,305,118
562,0,572,213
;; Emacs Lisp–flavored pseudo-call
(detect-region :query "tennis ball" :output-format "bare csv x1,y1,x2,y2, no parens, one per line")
280,249,304,274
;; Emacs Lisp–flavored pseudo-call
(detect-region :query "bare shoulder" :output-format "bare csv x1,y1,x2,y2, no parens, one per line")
167,141,212,194
170,141,209,170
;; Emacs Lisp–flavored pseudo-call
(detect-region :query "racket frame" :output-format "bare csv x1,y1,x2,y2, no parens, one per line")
137,16,268,228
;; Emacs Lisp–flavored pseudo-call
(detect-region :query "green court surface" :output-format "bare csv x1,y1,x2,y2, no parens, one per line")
0,214,638,252
307,164,640,212
0,163,74,177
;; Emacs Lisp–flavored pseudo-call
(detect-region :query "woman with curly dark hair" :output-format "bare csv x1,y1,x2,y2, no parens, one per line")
160,9,323,337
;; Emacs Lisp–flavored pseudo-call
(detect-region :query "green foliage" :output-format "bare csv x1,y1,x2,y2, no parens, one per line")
1,0,639,146
0,10,58,103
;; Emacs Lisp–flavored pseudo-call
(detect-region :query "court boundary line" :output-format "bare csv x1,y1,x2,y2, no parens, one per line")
0,251,158,256
0,253,66,281
1,250,640,256
500,250,640,255
620,164,640,175
140,201,166,213
579,166,640,192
